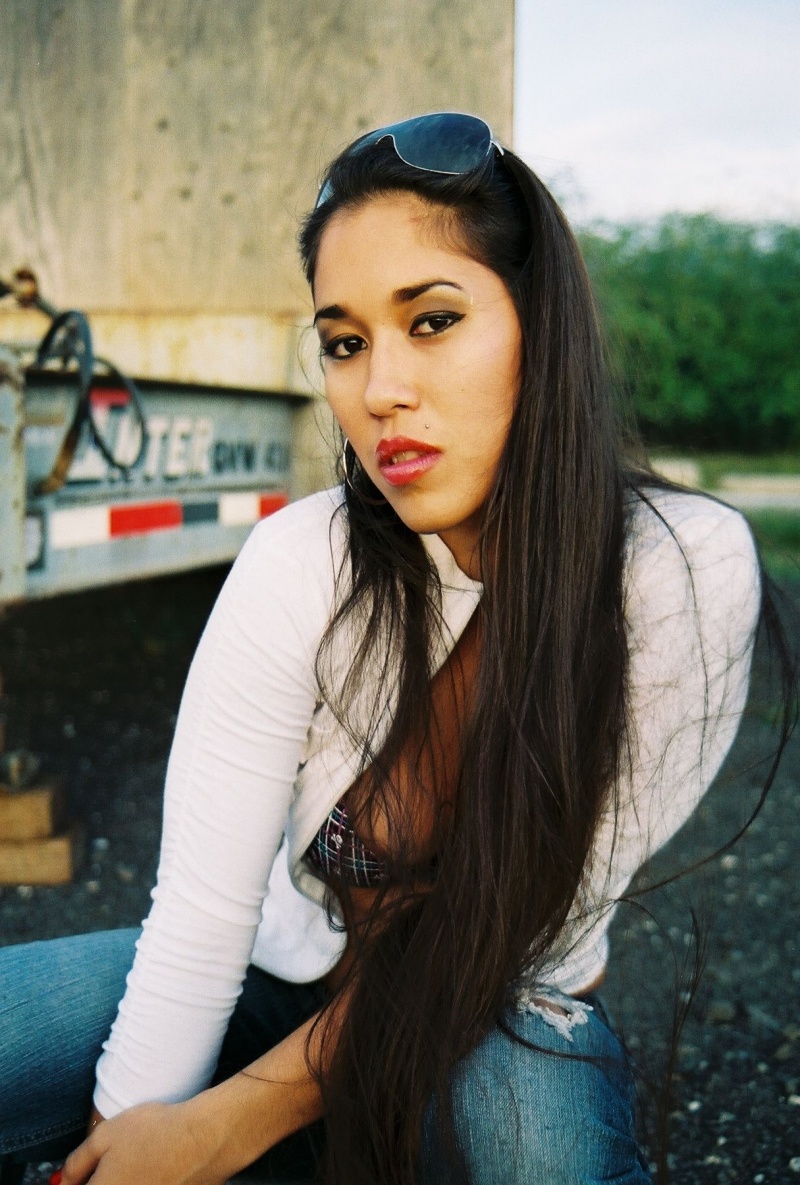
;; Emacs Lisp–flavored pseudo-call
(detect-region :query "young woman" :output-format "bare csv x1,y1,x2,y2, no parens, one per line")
0,113,791,1185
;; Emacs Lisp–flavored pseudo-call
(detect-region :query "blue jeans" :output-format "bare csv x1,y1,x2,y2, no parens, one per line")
420,990,651,1183
0,929,650,1183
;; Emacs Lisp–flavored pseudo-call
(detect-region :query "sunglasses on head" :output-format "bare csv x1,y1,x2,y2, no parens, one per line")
315,111,503,208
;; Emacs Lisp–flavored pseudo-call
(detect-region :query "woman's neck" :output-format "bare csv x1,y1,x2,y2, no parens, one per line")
436,521,483,581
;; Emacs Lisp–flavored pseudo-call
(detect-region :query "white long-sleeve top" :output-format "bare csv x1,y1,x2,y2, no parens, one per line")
94,484,761,1118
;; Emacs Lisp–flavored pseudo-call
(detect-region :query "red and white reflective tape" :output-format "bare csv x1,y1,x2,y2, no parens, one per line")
218,492,283,527
49,491,288,550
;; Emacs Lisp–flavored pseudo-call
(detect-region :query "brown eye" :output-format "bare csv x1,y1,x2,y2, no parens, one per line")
322,335,366,360
410,312,463,337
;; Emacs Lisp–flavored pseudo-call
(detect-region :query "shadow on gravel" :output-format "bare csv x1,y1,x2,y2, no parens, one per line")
0,568,798,1184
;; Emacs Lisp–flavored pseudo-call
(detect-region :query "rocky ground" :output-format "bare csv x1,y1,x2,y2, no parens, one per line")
0,565,798,1184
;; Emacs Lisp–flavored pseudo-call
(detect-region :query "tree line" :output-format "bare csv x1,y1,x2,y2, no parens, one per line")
579,215,800,453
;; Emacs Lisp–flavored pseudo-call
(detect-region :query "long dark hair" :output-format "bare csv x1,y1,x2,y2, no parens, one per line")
297,138,797,1184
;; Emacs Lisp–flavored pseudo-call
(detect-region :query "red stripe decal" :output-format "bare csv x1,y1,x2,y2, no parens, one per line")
110,501,183,536
259,493,289,518
90,388,131,409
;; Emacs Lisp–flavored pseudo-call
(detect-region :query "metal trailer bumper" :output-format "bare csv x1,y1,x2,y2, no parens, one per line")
1,353,331,604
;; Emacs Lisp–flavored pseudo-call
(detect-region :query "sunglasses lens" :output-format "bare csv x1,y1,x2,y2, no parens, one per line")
389,113,493,174
315,113,497,207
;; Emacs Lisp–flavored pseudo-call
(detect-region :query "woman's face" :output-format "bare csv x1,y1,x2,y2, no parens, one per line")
313,192,522,578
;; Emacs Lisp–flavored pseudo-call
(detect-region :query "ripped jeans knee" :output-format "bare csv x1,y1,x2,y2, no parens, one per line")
418,986,651,1184
513,982,594,1042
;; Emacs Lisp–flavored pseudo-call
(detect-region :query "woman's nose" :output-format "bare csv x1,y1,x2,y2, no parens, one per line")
363,339,420,417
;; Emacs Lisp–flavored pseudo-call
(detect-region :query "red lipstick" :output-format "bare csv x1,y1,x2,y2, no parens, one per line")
376,436,442,487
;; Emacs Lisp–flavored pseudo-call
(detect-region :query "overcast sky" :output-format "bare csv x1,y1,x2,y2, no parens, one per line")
514,0,800,225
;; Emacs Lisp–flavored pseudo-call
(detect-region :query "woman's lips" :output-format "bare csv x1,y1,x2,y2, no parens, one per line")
375,436,442,488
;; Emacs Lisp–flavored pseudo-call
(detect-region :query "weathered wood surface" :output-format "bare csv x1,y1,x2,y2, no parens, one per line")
0,821,83,884
0,779,65,842
0,0,514,319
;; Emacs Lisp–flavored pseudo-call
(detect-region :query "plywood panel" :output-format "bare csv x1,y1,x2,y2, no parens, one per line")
0,0,513,317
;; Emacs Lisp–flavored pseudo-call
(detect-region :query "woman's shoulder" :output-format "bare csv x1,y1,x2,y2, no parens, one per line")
625,483,757,569
247,485,346,550
624,484,761,631
214,486,347,630
233,486,347,577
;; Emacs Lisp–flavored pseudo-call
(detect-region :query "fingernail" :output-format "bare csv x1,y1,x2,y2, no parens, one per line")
50,1172,63,1185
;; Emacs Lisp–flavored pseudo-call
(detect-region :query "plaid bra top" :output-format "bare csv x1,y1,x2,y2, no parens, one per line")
305,797,390,888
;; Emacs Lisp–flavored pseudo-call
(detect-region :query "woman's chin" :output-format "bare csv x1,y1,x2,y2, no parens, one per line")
385,498,452,538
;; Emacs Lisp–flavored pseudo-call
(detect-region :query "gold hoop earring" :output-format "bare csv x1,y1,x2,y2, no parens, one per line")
341,438,357,493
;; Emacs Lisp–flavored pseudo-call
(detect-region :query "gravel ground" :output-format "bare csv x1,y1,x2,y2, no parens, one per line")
1,566,798,1184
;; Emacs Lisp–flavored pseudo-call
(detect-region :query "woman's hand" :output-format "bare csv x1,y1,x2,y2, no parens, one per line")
60,1099,230,1185
59,1002,336,1185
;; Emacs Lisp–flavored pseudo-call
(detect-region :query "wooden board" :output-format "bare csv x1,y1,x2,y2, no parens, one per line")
0,779,65,841
0,822,83,885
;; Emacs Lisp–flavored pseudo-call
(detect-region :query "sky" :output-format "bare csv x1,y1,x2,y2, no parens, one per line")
514,0,800,225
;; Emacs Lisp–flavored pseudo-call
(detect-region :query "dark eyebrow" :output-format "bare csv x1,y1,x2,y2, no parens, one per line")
313,303,346,327
313,281,464,326
393,280,464,304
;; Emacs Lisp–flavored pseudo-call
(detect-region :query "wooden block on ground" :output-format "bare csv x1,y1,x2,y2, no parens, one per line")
0,822,83,885
0,779,65,841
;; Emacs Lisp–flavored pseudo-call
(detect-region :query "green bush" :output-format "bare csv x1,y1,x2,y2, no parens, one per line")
580,217,800,452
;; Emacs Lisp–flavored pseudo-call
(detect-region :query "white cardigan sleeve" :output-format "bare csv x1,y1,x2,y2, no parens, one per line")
596,491,762,897
546,492,762,993
94,503,331,1117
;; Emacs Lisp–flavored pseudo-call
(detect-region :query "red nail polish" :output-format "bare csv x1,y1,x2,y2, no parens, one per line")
50,1172,63,1185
